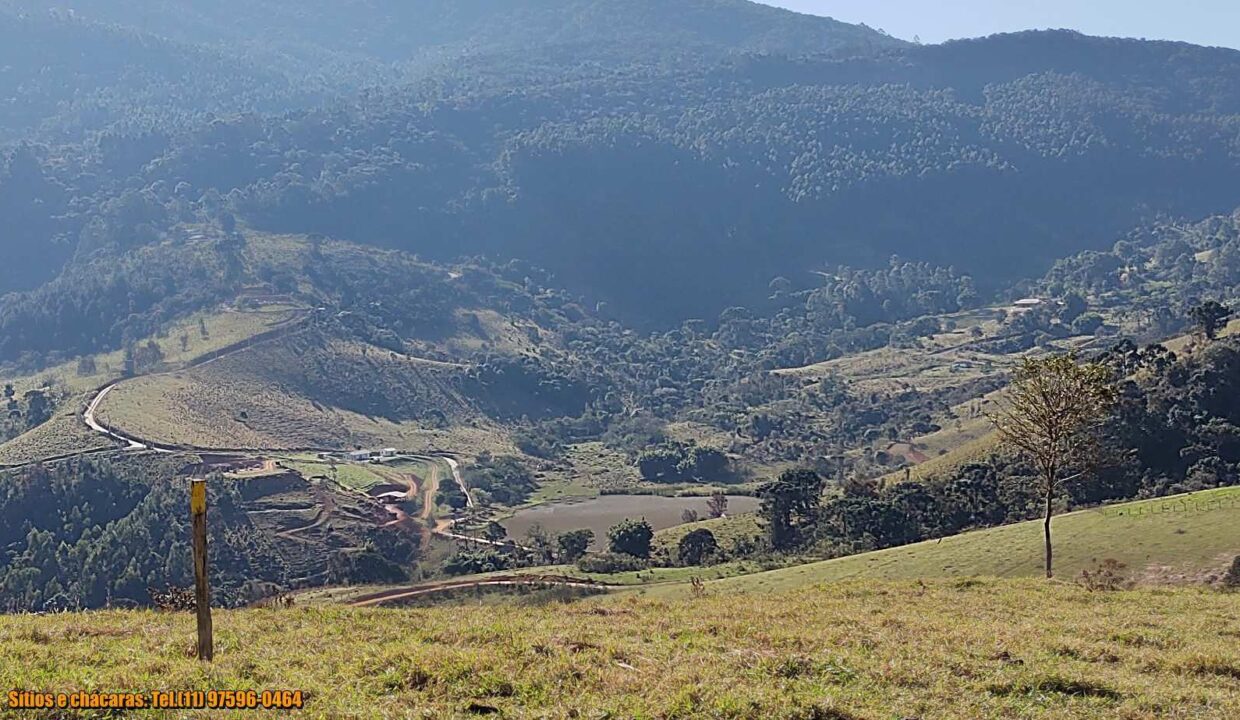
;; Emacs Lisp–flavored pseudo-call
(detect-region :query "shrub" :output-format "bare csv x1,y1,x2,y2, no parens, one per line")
556,529,594,563
576,552,647,574
677,528,719,567
148,586,196,612
1078,559,1133,592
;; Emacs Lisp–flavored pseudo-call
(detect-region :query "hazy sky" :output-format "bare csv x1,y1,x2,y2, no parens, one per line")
763,1,1240,50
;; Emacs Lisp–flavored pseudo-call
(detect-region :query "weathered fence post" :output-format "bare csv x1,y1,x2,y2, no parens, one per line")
191,478,214,662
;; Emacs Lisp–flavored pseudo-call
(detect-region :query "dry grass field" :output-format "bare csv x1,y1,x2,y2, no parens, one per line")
2,579,1237,719
91,334,514,454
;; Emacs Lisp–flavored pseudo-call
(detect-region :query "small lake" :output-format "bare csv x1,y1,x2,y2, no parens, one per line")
501,494,759,548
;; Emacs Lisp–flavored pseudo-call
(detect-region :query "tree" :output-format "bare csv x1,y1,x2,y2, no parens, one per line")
607,519,654,559
436,483,468,510
523,523,556,564
1190,301,1233,341
481,521,507,544
677,529,718,566
988,354,1116,578
76,356,98,376
706,492,728,519
557,529,594,563
1059,292,1088,325
681,508,699,523
3,383,19,421
1224,556,1240,590
637,448,682,482
23,390,50,427
683,446,728,480
757,469,825,551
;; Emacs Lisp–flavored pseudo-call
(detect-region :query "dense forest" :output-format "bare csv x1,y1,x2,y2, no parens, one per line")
2,2,1240,326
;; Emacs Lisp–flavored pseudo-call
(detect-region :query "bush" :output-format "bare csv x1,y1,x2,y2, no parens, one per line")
576,552,647,574
1223,556,1240,590
556,529,594,563
1078,559,1133,592
677,529,719,567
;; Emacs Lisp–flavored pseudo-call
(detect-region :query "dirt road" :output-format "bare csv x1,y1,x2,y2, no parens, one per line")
83,384,170,452
80,310,310,455
347,574,608,607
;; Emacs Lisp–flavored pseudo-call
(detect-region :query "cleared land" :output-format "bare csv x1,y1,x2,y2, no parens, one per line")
92,333,511,453
2,304,305,399
2,580,1237,719
0,303,306,464
281,458,394,494
500,494,760,548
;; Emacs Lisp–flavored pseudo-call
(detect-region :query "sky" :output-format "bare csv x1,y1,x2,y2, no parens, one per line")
763,1,1240,50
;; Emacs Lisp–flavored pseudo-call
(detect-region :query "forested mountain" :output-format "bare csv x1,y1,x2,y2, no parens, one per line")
4,3,1240,336
2,0,900,69
0,8,318,142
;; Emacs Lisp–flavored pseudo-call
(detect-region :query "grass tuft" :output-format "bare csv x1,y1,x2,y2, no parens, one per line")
988,674,1124,701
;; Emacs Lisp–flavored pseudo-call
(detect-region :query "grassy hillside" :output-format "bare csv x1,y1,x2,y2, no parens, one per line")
93,331,483,450
0,303,307,465
301,485,1240,607
2,580,1237,719
687,487,1240,596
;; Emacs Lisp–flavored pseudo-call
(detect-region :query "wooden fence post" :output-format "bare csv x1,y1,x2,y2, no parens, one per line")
191,479,214,662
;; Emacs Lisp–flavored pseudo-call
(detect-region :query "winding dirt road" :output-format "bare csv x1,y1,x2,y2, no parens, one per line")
83,383,175,453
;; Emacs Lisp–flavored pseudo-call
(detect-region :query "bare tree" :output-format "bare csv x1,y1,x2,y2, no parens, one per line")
988,353,1116,578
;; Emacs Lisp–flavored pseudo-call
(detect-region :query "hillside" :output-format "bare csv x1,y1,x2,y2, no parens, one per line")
687,486,1240,596
303,484,1240,605
5,23,1240,318
2,580,1237,719
4,0,1240,633
90,329,506,453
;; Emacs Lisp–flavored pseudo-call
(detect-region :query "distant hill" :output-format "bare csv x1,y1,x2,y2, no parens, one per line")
5,4,1240,323
1,0,902,67
0,8,315,141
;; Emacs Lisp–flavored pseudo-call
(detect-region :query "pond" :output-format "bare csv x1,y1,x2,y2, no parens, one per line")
501,494,759,548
